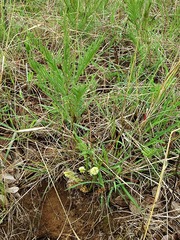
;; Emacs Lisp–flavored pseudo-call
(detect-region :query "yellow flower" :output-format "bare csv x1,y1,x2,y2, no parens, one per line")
89,167,99,176
64,170,81,183
79,166,86,173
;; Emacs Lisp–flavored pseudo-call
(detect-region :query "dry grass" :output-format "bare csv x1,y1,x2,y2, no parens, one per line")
0,0,179,239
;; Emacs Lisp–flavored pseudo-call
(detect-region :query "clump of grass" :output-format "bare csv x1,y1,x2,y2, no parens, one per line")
63,0,109,31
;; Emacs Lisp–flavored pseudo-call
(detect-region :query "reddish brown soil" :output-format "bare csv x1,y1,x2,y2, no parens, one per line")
0,177,180,240
0,179,127,240
36,180,126,240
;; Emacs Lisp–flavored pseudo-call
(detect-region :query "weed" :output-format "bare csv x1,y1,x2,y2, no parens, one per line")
26,24,103,125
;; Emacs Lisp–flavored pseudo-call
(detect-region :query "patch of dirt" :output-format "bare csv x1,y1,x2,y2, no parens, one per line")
0,176,137,240
35,180,126,240
1,176,180,240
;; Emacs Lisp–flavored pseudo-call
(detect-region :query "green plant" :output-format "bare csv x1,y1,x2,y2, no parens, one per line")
26,23,103,126
63,0,109,31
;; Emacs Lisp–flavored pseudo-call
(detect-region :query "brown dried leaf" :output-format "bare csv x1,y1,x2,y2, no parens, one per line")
114,196,128,207
129,201,141,214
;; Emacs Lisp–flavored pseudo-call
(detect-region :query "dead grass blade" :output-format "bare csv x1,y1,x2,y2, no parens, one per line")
143,127,180,240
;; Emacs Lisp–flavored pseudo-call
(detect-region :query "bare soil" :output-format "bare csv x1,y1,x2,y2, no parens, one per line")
0,178,131,240
1,176,179,240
